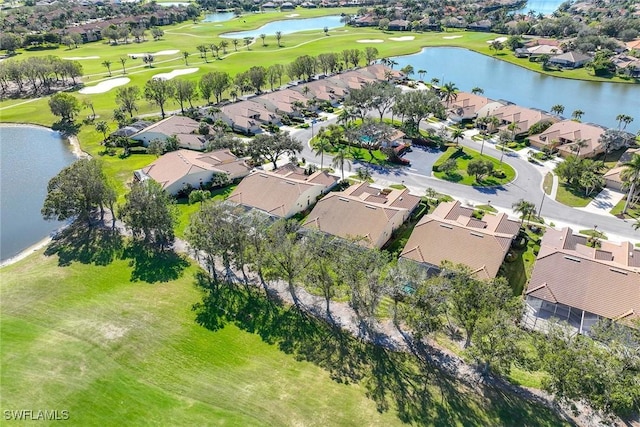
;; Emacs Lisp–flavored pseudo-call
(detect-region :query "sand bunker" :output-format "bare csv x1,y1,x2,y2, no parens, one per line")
285,13,300,17
128,49,180,58
356,39,384,43
443,35,463,39
152,68,199,80
79,77,130,94
63,56,100,60
487,36,508,43
389,36,415,41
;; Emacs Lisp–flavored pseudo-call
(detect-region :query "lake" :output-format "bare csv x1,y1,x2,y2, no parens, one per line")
202,12,235,23
221,15,344,39
516,0,566,15
0,126,76,262
392,47,640,133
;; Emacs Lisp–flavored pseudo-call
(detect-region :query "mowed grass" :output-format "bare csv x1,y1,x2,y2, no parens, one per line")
0,243,569,426
555,183,593,207
0,249,398,426
433,147,516,186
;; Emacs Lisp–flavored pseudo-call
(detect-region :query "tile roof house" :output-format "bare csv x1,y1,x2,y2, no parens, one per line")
290,80,349,106
524,227,640,334
400,201,521,279
548,51,592,68
482,104,557,137
388,19,410,31
445,92,494,122
603,148,640,191
227,163,338,218
131,116,206,151
258,89,312,117
220,100,280,135
135,149,251,195
303,182,420,248
528,120,607,158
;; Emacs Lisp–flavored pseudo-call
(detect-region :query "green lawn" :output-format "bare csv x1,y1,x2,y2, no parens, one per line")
555,183,593,207
0,243,568,426
543,172,553,195
500,226,543,297
610,196,640,219
174,184,236,238
433,147,516,186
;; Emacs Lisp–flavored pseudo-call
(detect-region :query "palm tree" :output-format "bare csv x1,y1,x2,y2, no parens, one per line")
401,64,414,78
471,86,484,95
119,57,127,74
441,82,458,107
512,199,536,225
220,40,229,55
417,69,427,81
332,147,351,181
232,39,239,51
617,114,634,130
260,33,266,46
210,43,220,58
275,31,282,47
450,127,464,147
388,59,398,69
102,60,112,77
621,154,640,214
489,40,503,55
551,104,565,116
182,51,189,65
313,132,332,170
476,116,489,155
243,37,252,50
197,44,208,62
571,109,584,121
430,77,440,86
572,138,588,157
323,26,329,36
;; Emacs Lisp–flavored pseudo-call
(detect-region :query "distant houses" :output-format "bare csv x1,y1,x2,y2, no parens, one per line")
303,182,420,248
523,227,640,335
401,201,521,279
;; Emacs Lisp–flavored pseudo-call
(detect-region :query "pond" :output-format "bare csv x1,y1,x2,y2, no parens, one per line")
392,47,640,133
0,126,76,262
221,15,344,39
515,0,566,15
202,12,235,23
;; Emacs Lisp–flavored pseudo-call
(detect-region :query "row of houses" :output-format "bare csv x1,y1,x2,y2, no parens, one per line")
213,64,402,135
445,91,614,159
197,161,640,335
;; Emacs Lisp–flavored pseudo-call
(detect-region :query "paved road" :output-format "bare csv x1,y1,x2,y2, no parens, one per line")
289,115,640,242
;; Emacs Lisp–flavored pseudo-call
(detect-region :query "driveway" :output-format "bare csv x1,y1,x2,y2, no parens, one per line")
289,114,640,242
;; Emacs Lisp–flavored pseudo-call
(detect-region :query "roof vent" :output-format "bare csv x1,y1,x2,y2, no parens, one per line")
470,232,484,238
439,224,453,229
609,268,628,276
563,255,581,263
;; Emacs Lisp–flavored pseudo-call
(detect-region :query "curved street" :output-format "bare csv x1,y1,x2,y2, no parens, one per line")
288,114,640,242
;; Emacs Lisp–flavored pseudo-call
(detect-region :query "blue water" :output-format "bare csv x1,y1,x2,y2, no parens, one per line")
221,15,344,39
202,12,235,23
0,126,76,261
392,47,640,134
516,0,566,15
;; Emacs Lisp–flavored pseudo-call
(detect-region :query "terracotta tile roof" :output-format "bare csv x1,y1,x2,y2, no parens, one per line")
526,227,640,321
490,104,557,135
134,115,199,137
401,201,520,278
227,164,337,217
447,92,494,118
303,182,419,248
529,120,606,157
140,149,250,191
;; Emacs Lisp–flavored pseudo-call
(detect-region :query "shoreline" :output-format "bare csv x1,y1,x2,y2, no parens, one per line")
0,123,85,268
0,235,52,268
0,122,90,159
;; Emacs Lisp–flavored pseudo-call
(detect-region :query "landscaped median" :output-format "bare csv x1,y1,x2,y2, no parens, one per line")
432,146,516,186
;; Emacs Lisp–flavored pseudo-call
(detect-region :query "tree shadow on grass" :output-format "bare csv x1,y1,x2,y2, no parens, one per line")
193,280,567,426
121,242,189,283
45,222,124,267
